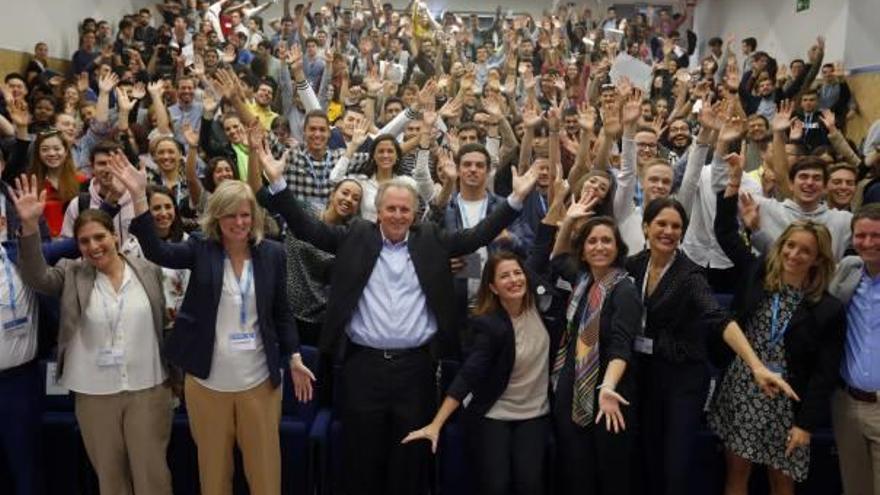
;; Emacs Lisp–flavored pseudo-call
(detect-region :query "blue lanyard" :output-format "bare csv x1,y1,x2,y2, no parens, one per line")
303,149,328,180
231,259,254,329
768,293,792,347
538,193,548,215
456,194,488,228
1,249,17,319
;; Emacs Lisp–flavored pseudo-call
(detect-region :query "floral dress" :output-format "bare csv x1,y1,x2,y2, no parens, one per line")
708,286,808,481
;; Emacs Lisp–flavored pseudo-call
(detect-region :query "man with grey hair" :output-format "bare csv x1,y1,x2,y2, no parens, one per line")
255,148,538,495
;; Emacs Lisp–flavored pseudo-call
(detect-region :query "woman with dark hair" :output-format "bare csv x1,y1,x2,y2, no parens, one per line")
402,249,558,495
627,197,799,495
546,195,642,494
184,117,240,213
14,175,173,495
120,184,191,324
331,129,433,221
709,154,844,495
286,178,364,345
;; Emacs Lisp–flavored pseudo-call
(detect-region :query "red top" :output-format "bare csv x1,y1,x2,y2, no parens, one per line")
42,174,88,238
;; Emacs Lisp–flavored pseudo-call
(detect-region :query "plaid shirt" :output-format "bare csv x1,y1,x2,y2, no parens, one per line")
281,144,350,215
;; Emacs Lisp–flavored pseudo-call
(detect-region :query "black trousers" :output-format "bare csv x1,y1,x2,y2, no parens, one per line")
0,360,44,495
638,356,710,495
465,414,548,495
340,346,435,495
553,353,638,495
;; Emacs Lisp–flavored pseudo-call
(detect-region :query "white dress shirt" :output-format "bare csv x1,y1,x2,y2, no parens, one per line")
62,262,165,394
0,247,38,371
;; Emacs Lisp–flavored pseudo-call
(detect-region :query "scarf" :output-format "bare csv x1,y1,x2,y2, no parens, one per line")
552,268,628,426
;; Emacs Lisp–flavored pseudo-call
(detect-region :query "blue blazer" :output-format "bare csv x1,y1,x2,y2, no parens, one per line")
129,212,298,387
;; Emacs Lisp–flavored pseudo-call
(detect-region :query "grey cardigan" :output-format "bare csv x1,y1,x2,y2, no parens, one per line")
828,255,865,304
16,233,167,377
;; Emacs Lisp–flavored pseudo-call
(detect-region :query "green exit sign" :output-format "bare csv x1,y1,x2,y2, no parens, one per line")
796,0,810,12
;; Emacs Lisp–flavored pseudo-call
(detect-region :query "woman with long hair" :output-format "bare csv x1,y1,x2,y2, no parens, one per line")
28,129,87,237
547,203,643,494
627,197,799,495
14,174,173,495
111,154,314,495
708,154,845,495
402,250,557,495
286,178,364,345
146,136,194,220
120,184,191,324
330,130,433,222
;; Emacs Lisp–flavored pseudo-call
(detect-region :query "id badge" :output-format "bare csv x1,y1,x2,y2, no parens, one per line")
45,362,69,395
767,362,784,375
634,336,654,355
2,316,28,336
229,332,257,351
96,348,125,367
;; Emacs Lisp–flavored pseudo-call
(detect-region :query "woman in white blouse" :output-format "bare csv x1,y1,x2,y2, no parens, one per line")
111,155,314,495
331,125,434,222
14,174,173,495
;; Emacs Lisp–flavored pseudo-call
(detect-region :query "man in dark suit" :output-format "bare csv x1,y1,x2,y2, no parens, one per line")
255,147,538,495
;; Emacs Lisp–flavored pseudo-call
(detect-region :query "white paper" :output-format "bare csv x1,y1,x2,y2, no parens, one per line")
379,61,404,85
609,53,654,91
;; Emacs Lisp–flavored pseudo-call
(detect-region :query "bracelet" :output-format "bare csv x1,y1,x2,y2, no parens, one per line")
597,383,614,390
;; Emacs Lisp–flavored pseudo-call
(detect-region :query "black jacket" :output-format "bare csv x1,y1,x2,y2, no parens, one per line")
258,186,520,359
626,250,732,364
714,192,845,431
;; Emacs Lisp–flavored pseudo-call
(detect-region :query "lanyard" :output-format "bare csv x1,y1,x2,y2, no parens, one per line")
230,259,254,329
162,176,185,206
303,149,329,180
456,194,488,228
538,193,548,215
0,248,17,319
768,293,793,347
101,284,126,347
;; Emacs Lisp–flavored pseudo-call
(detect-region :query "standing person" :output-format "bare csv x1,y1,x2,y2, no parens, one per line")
402,250,555,495
627,197,798,495
829,204,880,495
111,154,314,495
28,130,88,238
548,208,643,495
709,153,844,493
14,175,173,495
252,142,539,495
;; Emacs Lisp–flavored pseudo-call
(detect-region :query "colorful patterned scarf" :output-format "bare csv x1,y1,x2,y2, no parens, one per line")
552,268,628,426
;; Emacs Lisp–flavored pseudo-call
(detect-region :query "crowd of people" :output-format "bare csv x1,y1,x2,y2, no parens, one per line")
1,0,879,494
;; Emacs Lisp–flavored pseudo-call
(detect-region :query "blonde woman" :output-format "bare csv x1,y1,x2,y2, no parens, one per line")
110,154,314,495
708,153,845,494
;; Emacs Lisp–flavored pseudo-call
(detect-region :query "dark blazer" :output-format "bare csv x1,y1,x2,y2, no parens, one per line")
129,212,298,387
444,223,567,417
626,249,732,364
714,192,845,431
257,186,521,358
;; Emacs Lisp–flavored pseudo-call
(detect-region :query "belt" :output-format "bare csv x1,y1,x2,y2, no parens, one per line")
348,343,429,361
843,384,878,403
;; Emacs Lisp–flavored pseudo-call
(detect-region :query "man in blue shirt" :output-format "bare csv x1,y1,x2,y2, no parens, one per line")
830,203,880,495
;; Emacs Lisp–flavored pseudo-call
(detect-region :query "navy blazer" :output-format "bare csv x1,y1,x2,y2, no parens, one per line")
129,212,298,387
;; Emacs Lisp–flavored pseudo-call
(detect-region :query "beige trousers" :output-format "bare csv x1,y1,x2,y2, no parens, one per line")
74,383,174,495
184,375,282,495
832,388,880,495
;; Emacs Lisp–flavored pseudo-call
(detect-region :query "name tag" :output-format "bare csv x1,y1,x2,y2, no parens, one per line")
766,362,784,375
2,316,28,336
96,348,125,367
229,332,257,351
634,336,654,355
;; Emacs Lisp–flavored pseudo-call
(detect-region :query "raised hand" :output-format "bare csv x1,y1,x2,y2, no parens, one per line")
510,166,539,203
577,102,597,133
9,174,46,234
439,96,463,120
77,72,90,93
182,121,200,147
718,115,745,143
772,100,794,132
147,80,165,99
563,190,599,223
416,79,437,111
620,89,643,127
789,119,804,142
819,109,837,132
131,82,147,100
596,387,630,433
602,103,623,139
106,151,148,198
350,117,370,148
255,138,290,184
203,90,219,115
8,99,31,128
522,104,544,130
98,72,119,94
116,88,135,113
738,191,760,231
290,353,315,402
437,148,458,185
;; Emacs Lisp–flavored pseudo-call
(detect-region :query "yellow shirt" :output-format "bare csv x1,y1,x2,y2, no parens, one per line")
246,102,279,130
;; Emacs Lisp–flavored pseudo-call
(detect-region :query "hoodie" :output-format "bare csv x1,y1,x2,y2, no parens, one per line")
751,197,852,260
60,178,136,244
